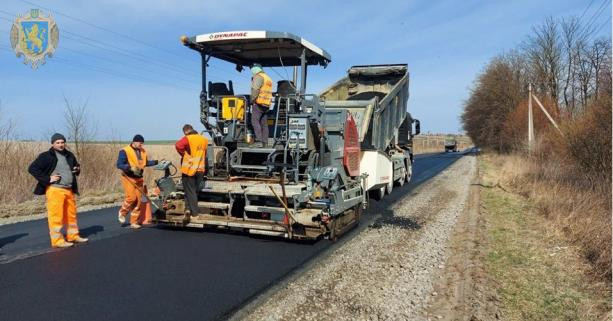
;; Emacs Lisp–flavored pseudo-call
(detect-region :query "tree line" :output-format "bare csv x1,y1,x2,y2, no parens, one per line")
462,16,611,154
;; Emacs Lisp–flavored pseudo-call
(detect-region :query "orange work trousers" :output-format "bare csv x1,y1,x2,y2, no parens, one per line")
119,176,151,225
45,186,80,247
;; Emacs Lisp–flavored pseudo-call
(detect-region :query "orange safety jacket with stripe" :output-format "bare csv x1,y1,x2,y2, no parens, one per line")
123,145,147,176
180,134,208,176
254,72,273,107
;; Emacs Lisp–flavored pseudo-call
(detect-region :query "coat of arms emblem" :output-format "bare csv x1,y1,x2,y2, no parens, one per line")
10,9,59,69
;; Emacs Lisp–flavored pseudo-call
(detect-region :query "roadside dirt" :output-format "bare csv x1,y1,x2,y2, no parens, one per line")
425,167,501,321
238,155,479,321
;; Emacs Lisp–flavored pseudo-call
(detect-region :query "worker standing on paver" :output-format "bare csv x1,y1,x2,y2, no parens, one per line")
116,134,158,229
175,124,208,223
28,133,88,248
250,64,273,147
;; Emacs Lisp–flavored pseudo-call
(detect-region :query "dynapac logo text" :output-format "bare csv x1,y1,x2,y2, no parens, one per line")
209,32,248,39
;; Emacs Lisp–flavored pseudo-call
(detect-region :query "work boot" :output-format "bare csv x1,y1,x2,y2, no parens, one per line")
118,213,126,224
71,236,89,243
53,241,74,248
130,223,142,229
183,210,191,224
191,211,201,220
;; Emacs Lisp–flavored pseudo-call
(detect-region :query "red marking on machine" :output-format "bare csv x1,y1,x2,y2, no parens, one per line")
343,113,361,177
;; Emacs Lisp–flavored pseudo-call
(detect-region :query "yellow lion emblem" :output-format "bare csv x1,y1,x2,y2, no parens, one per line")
10,9,59,69
20,23,46,54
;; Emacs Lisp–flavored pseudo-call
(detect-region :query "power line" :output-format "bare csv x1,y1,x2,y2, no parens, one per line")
60,29,200,77
0,43,197,91
267,67,290,82
578,0,596,24
60,32,233,85
591,15,612,38
580,0,609,39
0,9,246,83
0,23,204,84
12,3,252,81
19,0,183,59
53,57,198,91
59,44,199,85
60,31,201,79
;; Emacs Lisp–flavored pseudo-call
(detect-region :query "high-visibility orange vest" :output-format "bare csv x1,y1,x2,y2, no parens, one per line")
180,134,208,176
254,72,273,107
123,145,147,170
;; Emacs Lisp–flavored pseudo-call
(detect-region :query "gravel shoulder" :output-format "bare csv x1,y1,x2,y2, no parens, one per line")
426,161,501,321
237,154,478,321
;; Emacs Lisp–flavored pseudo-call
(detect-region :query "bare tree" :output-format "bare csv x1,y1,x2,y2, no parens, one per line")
63,95,96,158
0,101,18,158
560,17,585,116
525,17,563,103
590,38,611,98
575,39,594,108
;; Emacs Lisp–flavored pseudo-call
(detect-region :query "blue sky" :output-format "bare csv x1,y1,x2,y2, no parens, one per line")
0,0,611,141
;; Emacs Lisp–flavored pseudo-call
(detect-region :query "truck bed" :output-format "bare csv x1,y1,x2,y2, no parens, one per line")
320,64,409,151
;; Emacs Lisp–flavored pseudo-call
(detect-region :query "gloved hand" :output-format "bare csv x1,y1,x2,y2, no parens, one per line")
130,166,143,177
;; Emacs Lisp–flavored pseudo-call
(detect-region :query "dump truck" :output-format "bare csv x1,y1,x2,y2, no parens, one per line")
152,31,420,240
320,64,420,201
444,135,458,152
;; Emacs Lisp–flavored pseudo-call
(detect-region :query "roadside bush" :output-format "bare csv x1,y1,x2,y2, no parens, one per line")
501,96,560,151
462,15,611,281
496,95,612,280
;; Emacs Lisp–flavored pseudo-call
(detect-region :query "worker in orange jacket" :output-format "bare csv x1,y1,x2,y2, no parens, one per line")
28,133,88,248
116,135,158,229
175,124,208,223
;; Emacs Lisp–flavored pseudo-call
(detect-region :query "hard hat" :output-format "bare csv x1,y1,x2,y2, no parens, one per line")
250,64,263,75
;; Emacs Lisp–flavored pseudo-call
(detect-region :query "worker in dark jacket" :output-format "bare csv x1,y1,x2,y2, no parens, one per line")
28,133,88,248
116,134,158,228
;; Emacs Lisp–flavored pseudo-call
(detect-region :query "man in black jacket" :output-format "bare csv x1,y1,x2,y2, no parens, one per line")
28,133,88,248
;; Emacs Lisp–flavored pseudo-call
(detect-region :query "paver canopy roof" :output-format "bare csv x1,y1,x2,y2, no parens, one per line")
186,30,331,67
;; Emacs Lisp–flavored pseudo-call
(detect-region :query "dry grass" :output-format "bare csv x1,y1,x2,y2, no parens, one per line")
485,152,612,282
480,154,611,320
475,92,612,283
0,141,177,217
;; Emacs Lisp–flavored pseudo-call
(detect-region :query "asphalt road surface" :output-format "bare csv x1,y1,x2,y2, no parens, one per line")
0,151,468,321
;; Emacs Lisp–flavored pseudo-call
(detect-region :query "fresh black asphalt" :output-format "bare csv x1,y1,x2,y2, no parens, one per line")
0,151,468,321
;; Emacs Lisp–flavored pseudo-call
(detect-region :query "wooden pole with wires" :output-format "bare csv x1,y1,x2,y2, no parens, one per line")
528,83,534,152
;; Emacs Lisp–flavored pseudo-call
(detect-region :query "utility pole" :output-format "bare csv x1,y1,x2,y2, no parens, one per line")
528,83,534,152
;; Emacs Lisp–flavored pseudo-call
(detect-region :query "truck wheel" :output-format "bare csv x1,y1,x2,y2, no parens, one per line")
385,181,393,195
396,168,406,187
406,164,412,183
396,175,405,187
370,187,385,201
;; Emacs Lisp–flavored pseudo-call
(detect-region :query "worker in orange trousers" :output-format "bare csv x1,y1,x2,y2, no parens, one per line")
28,133,89,248
116,134,158,228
